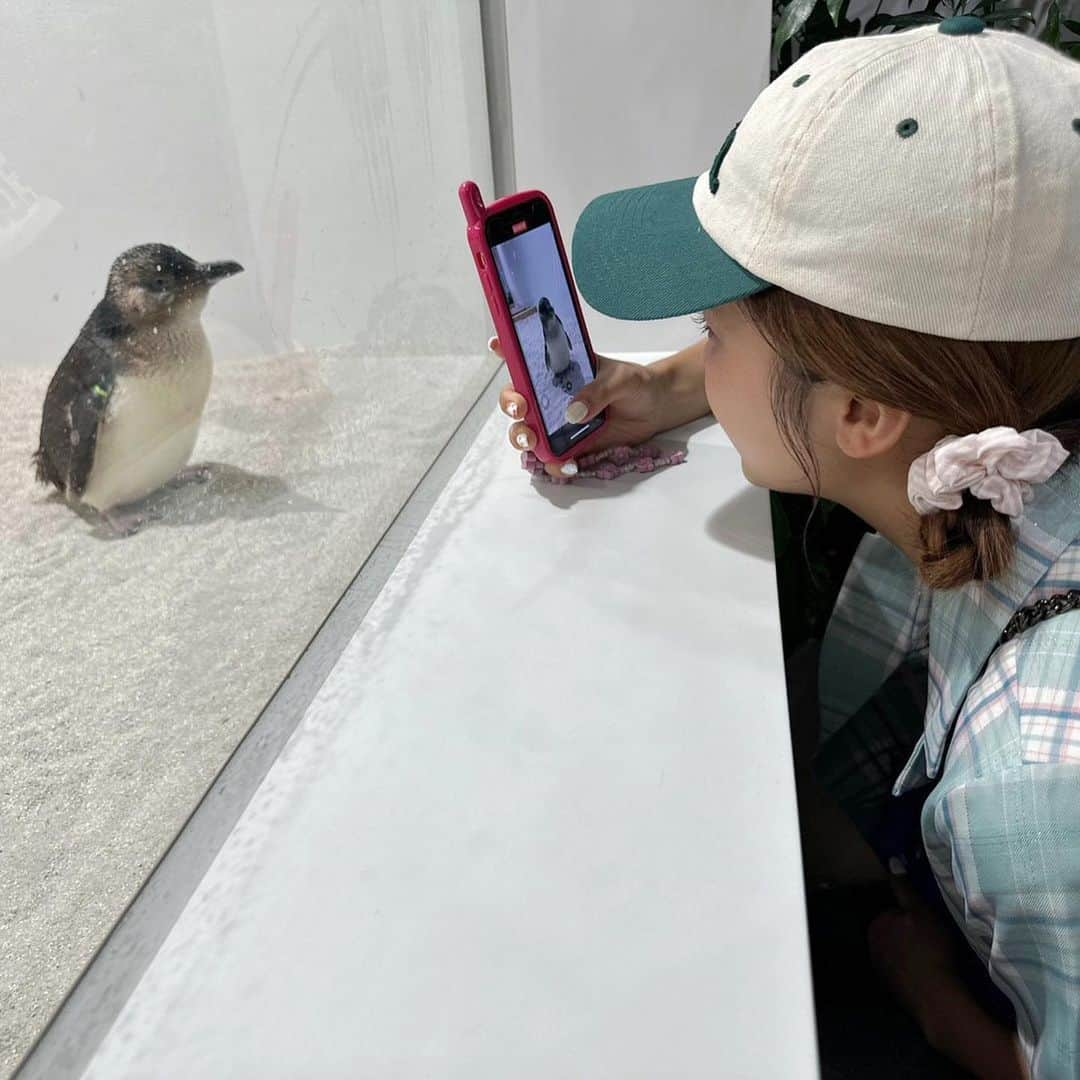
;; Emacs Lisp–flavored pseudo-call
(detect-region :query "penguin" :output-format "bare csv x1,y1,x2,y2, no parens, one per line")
537,296,574,382
33,243,243,533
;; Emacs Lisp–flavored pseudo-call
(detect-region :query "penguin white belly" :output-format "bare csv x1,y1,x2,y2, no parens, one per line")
545,329,572,375
81,339,213,512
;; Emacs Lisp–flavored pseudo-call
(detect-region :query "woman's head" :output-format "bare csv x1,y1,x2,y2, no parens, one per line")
700,288,1080,589
569,24,1080,581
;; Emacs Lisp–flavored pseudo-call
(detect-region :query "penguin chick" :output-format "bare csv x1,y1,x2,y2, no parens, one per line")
33,243,243,531
537,296,573,377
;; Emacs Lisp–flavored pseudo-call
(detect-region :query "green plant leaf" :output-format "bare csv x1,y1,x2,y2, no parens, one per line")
1069,42,1080,57
826,0,847,27
1063,17,1080,34
981,7,1035,22
772,0,820,68
866,11,942,30
1045,0,1061,45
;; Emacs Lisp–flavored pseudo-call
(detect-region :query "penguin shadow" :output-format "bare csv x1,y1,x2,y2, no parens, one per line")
65,462,336,540
704,486,775,561
525,436,692,510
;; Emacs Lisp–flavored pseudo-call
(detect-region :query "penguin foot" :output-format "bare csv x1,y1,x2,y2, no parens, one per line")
171,464,214,486
101,508,151,537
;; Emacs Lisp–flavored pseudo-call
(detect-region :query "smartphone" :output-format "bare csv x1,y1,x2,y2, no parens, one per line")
459,180,606,464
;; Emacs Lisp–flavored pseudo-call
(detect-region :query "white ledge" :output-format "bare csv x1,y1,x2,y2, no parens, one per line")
78,381,817,1078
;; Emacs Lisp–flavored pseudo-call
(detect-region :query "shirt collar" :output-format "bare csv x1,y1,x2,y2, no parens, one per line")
901,459,1080,786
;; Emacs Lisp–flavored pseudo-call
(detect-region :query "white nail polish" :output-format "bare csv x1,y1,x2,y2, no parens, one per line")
515,432,529,449
487,336,497,352
888,856,907,876
561,460,578,476
507,401,519,417
565,401,588,424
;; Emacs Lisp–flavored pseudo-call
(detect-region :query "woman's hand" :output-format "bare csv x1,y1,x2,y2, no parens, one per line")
867,867,962,1026
490,336,669,478
869,869,1031,1078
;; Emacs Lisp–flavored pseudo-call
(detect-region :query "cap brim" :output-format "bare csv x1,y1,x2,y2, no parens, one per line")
570,176,772,321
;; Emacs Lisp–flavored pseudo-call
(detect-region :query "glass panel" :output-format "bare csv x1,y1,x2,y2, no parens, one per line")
0,1,497,1069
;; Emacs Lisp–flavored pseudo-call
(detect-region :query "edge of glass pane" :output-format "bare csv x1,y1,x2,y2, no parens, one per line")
480,0,516,197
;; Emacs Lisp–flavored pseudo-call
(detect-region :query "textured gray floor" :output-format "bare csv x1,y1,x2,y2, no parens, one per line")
0,346,497,1077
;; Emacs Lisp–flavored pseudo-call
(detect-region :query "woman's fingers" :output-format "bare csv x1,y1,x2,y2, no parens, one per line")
493,336,529,421
508,424,581,478
499,385,527,421
562,353,613,424
494,335,579,480
507,421,535,452
544,459,576,479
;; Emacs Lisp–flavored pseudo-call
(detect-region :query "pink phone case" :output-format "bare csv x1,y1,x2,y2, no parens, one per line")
459,180,607,465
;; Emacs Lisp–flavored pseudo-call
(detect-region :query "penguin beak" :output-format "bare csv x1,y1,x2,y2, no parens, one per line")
197,260,244,284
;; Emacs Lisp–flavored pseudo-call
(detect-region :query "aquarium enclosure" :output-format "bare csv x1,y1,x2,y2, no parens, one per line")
0,1,498,1070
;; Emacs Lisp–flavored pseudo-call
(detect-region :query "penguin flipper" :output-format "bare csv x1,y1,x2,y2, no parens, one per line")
65,381,112,497
35,336,114,497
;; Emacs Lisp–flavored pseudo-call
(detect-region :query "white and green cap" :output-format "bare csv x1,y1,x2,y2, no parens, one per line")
571,16,1080,341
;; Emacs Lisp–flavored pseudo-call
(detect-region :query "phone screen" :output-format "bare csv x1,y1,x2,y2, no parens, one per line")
486,202,603,456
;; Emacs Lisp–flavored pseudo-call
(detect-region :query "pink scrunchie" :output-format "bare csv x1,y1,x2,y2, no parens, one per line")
907,427,1069,518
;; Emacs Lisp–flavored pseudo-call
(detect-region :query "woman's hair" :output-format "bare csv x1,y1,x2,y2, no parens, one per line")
735,286,1080,590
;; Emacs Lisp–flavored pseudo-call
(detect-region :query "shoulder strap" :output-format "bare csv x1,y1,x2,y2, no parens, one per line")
998,589,1080,645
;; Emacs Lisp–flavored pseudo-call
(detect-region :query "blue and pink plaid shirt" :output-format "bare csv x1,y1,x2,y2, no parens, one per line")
816,458,1080,1077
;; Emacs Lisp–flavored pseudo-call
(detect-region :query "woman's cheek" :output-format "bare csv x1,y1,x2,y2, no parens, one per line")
704,342,755,450
703,343,732,427
704,344,793,490
703,355,722,422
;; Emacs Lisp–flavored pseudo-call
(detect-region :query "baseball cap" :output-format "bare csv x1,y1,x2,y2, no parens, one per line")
570,16,1080,341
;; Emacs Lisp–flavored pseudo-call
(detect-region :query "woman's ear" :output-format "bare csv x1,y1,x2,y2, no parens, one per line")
833,394,912,460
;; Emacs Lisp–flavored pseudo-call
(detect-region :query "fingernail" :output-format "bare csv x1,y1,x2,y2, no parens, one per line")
565,401,588,424
515,432,530,449
487,336,498,352
507,400,519,417
888,856,907,876
560,460,578,476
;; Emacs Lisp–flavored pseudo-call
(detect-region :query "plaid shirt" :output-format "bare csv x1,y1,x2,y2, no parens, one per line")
815,459,1080,1078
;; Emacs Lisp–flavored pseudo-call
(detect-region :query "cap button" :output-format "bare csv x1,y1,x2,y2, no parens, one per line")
938,14,985,34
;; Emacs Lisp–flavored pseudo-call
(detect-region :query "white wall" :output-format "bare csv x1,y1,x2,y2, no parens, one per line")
1,0,771,367
0,0,494,368
505,0,770,354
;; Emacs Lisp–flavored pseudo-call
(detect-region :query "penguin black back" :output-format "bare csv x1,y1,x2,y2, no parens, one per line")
33,325,120,496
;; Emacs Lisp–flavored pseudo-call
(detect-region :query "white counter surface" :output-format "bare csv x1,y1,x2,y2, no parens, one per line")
81,405,818,1079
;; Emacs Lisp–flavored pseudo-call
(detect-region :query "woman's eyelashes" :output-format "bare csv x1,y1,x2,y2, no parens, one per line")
691,311,712,338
